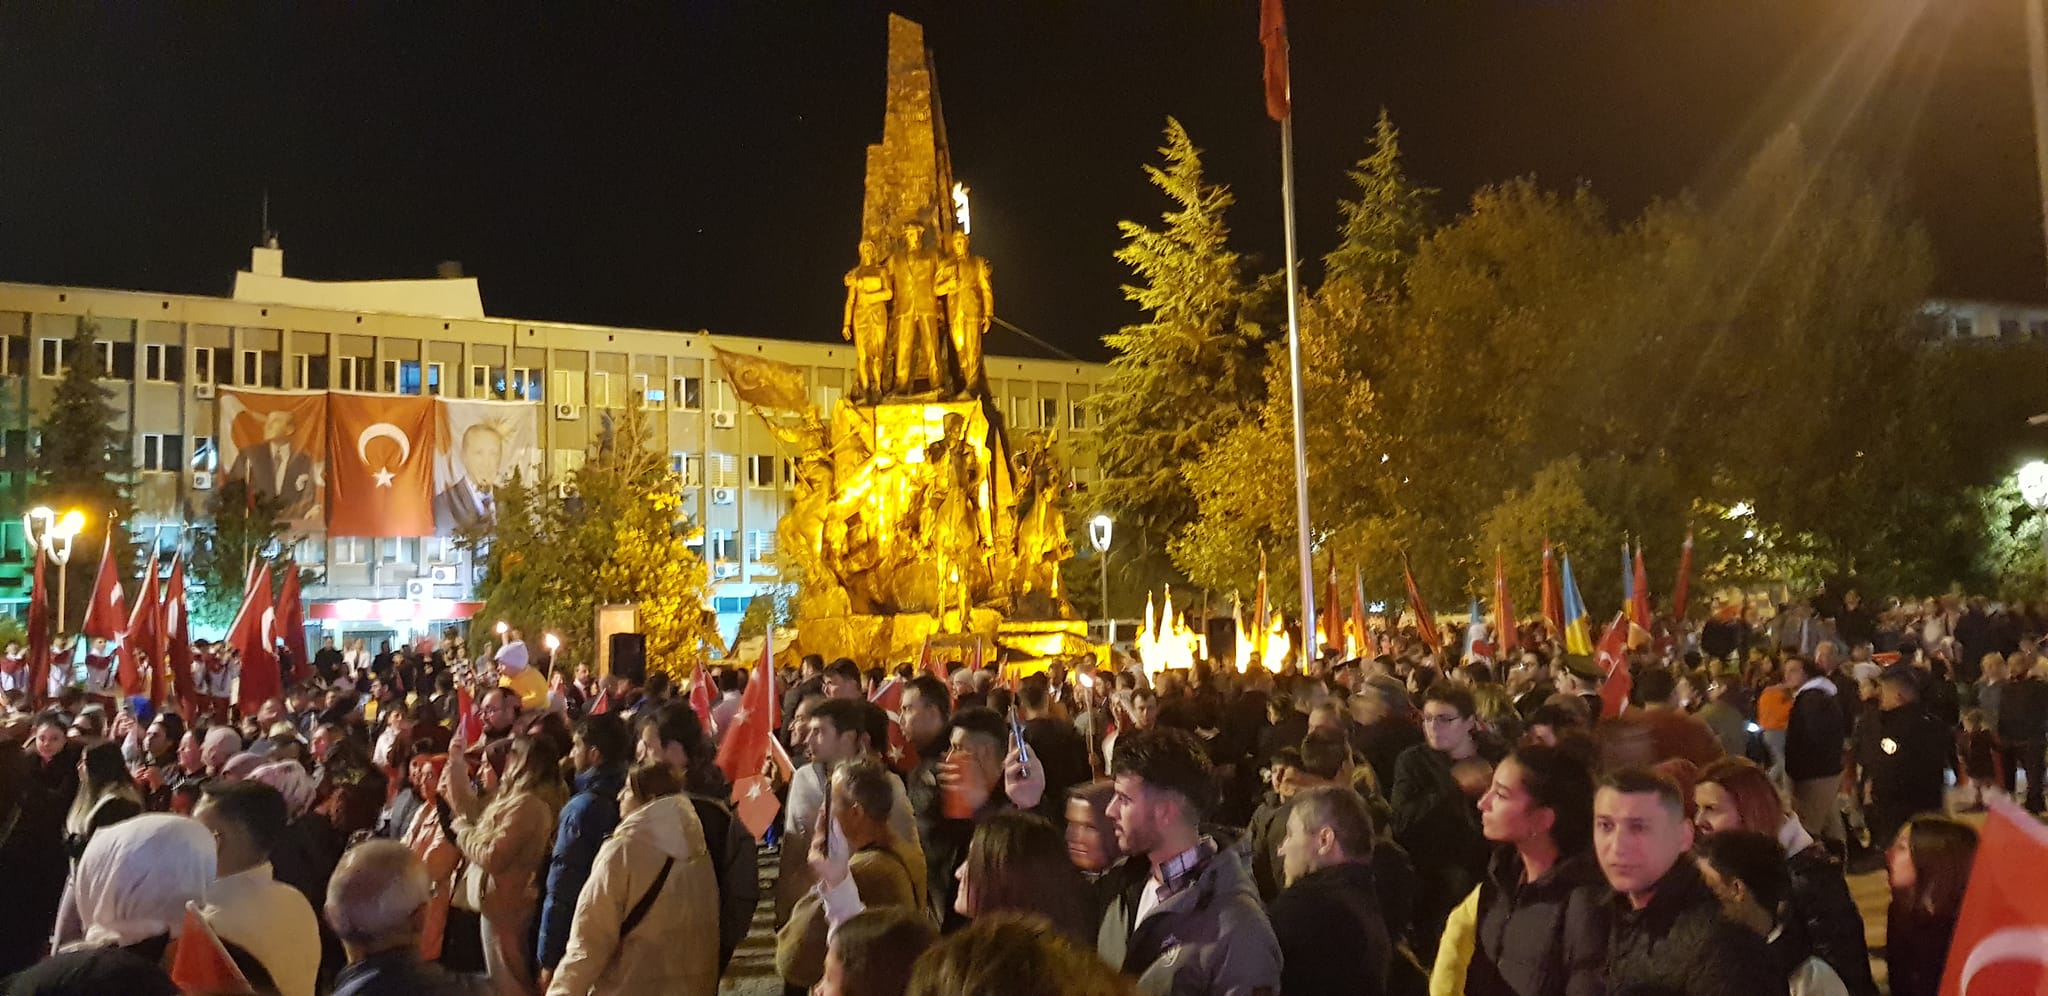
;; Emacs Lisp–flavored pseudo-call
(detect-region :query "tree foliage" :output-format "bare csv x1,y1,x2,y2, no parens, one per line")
187,478,295,633
1091,118,1272,602
32,316,136,626
470,405,713,678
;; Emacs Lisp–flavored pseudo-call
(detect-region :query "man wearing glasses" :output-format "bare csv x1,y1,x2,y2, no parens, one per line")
1388,681,1494,959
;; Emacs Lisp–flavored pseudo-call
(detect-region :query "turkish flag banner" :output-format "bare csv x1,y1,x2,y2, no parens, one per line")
870,678,919,775
714,648,779,786
327,393,438,537
1597,613,1632,719
1941,799,2048,996
732,774,781,841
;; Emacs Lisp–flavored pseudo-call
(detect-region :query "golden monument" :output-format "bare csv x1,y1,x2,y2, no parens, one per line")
724,15,1083,667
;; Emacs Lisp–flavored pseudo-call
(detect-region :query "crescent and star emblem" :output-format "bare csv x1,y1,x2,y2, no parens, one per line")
1958,926,2048,995
355,423,413,488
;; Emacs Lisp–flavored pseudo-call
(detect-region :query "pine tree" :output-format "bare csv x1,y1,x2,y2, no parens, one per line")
473,405,714,676
1323,110,1434,290
1092,119,1266,596
32,316,136,626
188,478,293,632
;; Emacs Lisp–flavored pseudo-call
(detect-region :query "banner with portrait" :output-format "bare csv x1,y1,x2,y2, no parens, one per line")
218,389,329,533
432,398,540,535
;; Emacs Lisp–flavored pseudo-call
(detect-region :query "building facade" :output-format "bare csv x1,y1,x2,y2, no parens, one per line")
0,248,1106,646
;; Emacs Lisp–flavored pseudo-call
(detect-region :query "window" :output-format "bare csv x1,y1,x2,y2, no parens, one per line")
552,369,587,408
426,362,445,396
672,375,703,411
747,529,777,562
38,338,65,378
333,537,372,565
191,436,216,472
2,337,26,377
672,452,705,487
297,355,324,389
2001,319,2024,341
746,454,777,489
138,433,184,472
712,379,735,414
239,349,281,387
1040,398,1060,428
1953,316,1976,338
1070,399,1088,430
708,453,738,489
1012,395,1034,428
383,359,422,395
338,356,373,391
707,529,736,562
422,537,456,564
818,384,843,412
510,366,541,401
378,538,417,565
143,344,183,382
192,346,218,384
2030,320,2048,340
294,537,326,565
590,371,614,409
93,341,134,380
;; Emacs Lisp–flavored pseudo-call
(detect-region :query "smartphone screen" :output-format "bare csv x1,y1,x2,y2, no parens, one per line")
1008,706,1032,765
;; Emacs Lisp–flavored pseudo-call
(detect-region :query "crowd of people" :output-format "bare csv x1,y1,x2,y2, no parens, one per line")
0,586,2029,995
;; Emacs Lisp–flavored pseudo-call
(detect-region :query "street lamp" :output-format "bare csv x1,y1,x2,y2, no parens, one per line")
1088,514,1114,646
23,506,84,633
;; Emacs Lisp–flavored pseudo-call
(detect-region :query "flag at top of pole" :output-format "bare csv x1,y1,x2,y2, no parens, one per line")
1261,0,1290,121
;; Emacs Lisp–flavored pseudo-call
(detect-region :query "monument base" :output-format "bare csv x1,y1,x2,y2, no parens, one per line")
797,612,1094,670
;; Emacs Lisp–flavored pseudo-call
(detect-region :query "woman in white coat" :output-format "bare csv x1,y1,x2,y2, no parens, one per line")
545,761,719,996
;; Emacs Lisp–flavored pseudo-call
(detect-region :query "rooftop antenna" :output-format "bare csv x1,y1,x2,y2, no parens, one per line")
260,190,278,249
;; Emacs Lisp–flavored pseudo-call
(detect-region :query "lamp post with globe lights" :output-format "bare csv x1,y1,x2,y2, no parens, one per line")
2020,461,2048,590
23,506,85,633
1088,514,1114,646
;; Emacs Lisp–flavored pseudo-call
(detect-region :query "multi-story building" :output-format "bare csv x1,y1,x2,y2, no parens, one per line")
0,245,1107,646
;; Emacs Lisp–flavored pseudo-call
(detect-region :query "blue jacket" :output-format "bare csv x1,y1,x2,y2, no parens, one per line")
537,763,628,970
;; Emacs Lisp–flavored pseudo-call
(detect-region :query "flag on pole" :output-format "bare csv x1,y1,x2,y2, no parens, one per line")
870,677,919,774
1629,546,1654,648
919,634,949,688
1350,567,1369,658
1259,0,1290,121
1671,529,1694,625
163,555,195,716
275,564,309,686
1939,798,2048,995
715,632,783,812
25,546,51,708
688,660,715,733
169,902,254,995
81,533,127,643
456,684,483,744
228,563,279,715
123,551,161,704
1559,549,1594,656
1540,541,1564,641
1400,550,1442,654
1493,547,1518,656
1320,561,1341,654
1254,548,1270,642
1596,613,1632,719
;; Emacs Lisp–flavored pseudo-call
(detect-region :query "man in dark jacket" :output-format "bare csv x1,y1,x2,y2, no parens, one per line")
537,713,630,988
1596,768,1784,996
1097,727,1281,995
1780,656,1846,851
327,840,492,996
1865,670,1954,851
1391,682,1490,955
1271,784,1392,996
1997,658,2048,813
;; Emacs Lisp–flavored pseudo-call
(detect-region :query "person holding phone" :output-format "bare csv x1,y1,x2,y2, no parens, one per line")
778,758,928,993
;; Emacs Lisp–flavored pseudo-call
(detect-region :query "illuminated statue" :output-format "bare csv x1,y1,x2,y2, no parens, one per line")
937,229,993,397
923,412,984,565
1010,431,1072,618
890,224,946,394
842,239,895,402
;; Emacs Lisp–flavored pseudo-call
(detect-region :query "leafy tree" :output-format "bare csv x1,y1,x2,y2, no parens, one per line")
187,478,294,633
1324,110,1435,290
1092,118,1269,601
32,316,135,626
471,405,713,678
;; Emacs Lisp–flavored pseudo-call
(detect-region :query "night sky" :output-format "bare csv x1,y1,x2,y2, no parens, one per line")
0,1,2037,360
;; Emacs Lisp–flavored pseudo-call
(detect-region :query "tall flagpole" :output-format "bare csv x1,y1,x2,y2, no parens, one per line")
1274,17,1317,660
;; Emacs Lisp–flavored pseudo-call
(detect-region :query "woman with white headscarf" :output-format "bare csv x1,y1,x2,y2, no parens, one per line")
14,813,271,994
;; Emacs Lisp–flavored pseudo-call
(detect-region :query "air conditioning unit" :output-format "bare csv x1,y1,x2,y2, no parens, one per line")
191,470,214,490
713,562,741,579
194,384,216,400
403,578,431,600
711,487,736,505
711,411,736,429
427,564,459,585
554,403,581,420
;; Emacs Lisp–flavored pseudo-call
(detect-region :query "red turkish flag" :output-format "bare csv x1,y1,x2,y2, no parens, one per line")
125,552,161,705
229,563,279,715
870,678,919,774
456,684,483,745
1597,613,1632,719
327,392,438,536
162,555,197,717
25,547,50,708
81,533,127,644
170,903,254,995
689,661,715,733
732,773,781,840
275,564,309,684
1259,0,1290,122
714,641,779,785
1942,799,2048,995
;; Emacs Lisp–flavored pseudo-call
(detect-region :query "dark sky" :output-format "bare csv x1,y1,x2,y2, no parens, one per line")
0,1,2038,360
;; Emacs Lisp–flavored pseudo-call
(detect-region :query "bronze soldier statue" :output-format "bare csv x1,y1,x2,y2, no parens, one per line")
890,224,946,394
938,229,994,398
841,239,895,402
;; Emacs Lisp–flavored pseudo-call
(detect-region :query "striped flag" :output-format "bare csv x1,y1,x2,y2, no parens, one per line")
1559,549,1595,656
